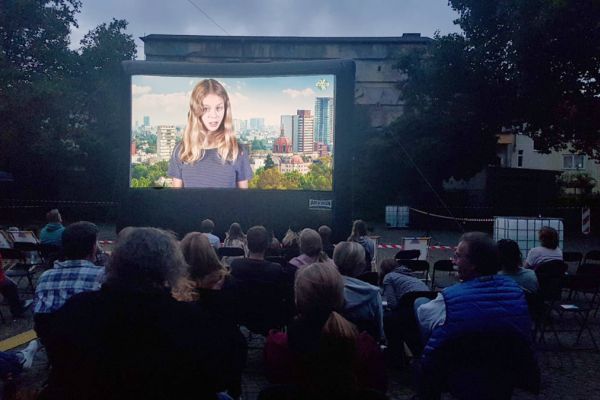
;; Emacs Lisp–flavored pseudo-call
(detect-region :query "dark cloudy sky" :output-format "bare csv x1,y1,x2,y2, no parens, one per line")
70,0,461,56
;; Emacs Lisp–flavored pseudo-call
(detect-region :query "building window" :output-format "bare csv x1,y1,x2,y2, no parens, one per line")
563,154,585,170
517,150,523,167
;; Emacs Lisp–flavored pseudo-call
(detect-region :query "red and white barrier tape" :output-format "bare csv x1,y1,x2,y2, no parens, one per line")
377,244,455,250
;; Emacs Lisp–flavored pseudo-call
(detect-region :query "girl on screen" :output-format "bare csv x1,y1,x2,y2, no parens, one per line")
168,79,253,188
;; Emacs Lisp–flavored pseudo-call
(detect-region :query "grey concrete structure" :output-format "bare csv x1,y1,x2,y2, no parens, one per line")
141,34,433,128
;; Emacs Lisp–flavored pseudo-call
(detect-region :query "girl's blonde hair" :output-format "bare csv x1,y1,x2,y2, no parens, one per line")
180,232,227,289
179,79,239,164
295,263,358,340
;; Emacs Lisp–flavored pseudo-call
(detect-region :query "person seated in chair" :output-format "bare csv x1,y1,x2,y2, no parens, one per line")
380,258,429,311
288,228,335,271
200,218,221,250
39,209,65,247
334,241,384,341
230,226,293,334
40,227,245,400
34,221,105,345
497,239,539,293
523,226,563,270
414,232,535,397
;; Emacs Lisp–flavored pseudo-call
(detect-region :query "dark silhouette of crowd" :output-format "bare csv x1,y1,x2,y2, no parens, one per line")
0,211,550,400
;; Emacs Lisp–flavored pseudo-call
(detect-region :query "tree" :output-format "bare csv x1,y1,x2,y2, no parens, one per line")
373,0,600,209
264,154,275,169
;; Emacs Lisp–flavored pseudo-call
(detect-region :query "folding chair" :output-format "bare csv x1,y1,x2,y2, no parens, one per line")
431,259,456,290
394,249,420,261
0,248,38,295
583,250,600,265
563,251,583,274
397,259,430,286
217,246,245,260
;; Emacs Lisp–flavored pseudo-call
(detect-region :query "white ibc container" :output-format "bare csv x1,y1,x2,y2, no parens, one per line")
385,206,410,228
494,216,564,258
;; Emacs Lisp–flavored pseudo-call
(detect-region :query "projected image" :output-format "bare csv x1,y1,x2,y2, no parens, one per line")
130,75,335,190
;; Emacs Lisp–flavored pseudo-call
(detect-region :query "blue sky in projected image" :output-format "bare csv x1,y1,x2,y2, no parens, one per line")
132,75,335,127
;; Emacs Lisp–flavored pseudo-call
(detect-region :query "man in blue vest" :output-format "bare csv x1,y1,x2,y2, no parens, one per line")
414,232,536,397
416,231,532,350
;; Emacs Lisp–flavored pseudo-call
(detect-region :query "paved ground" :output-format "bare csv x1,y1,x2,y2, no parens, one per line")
2,222,600,398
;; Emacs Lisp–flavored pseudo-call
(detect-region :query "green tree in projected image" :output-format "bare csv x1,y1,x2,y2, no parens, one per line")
249,156,332,191
131,161,168,188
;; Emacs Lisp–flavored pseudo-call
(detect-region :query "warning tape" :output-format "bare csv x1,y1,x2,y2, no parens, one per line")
378,244,455,250
409,207,494,223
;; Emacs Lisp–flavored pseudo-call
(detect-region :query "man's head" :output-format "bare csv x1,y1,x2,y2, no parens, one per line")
200,219,215,233
246,225,270,255
62,221,99,260
106,227,185,291
46,209,62,224
453,232,500,281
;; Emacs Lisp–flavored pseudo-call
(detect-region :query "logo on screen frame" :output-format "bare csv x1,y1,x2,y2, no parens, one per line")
309,199,333,210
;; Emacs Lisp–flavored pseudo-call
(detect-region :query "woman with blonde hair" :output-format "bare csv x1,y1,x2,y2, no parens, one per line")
264,263,386,399
347,219,375,268
168,78,253,188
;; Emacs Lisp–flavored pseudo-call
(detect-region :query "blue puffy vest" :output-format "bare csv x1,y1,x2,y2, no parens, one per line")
423,275,532,357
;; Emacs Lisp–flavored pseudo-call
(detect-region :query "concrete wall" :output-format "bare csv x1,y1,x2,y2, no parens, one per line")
141,34,433,128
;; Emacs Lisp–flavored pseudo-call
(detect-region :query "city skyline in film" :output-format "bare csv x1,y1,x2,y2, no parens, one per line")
132,75,335,128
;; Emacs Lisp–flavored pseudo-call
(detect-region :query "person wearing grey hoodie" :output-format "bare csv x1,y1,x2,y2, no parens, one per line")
39,209,65,247
380,259,429,310
333,241,384,341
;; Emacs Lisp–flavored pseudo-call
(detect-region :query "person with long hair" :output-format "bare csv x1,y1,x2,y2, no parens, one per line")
263,263,386,399
347,219,375,269
168,78,252,188
222,222,248,265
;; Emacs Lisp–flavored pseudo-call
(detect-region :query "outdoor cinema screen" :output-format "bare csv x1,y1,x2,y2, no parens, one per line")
130,74,335,191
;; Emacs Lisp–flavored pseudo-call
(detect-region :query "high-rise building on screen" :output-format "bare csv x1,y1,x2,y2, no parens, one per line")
314,97,334,147
156,125,177,161
143,116,150,127
295,110,314,154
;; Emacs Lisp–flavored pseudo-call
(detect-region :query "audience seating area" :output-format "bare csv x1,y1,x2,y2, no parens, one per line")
2,223,600,399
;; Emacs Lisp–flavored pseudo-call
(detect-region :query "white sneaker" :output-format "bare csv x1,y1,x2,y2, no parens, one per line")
18,339,40,369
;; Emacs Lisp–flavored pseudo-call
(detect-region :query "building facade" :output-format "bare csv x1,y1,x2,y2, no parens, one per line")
156,125,177,161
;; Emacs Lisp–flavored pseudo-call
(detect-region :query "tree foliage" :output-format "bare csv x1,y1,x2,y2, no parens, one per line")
373,0,600,210
0,1,136,200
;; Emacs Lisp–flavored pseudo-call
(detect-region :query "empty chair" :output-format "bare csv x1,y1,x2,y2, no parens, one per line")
0,247,37,294
394,249,420,261
217,246,245,260
431,259,455,289
397,259,430,285
563,251,583,265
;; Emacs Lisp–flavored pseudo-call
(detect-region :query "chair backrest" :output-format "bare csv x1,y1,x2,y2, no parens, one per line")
433,259,454,272
399,259,429,272
563,251,583,264
356,271,379,286
0,248,24,261
394,249,420,261
569,263,600,292
417,332,540,400
217,246,245,259
265,256,287,268
584,250,600,264
535,260,567,301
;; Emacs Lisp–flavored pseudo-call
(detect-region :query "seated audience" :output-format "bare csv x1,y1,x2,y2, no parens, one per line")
34,221,104,344
222,222,248,265
39,209,65,247
264,262,387,398
200,218,221,249
0,253,33,318
498,239,539,293
318,225,335,257
414,232,536,399
524,226,563,269
41,227,245,400
179,232,246,398
230,226,292,334
334,241,384,340
416,232,532,348
288,228,335,270
347,219,375,269
380,259,429,310
282,226,300,249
